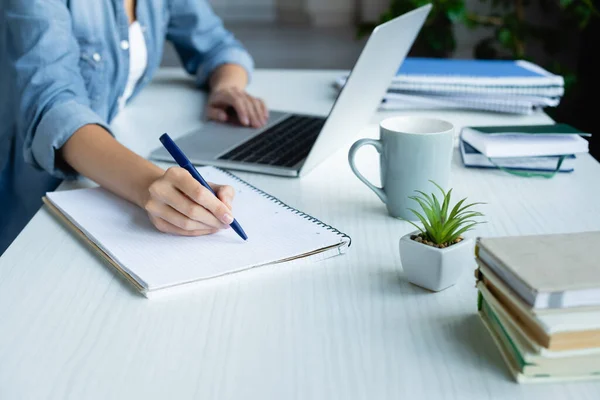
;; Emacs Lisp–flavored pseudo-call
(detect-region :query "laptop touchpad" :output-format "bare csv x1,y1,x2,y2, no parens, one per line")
175,111,290,159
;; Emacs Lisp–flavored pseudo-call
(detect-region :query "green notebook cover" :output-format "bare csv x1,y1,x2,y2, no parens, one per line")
468,124,591,136
478,292,528,370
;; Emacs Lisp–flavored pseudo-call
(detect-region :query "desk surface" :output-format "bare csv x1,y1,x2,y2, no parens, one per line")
1,69,600,399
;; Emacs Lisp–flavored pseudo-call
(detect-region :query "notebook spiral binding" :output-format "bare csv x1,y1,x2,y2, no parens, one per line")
219,169,352,247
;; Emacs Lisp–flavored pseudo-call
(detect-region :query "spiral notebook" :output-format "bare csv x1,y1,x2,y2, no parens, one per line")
43,167,350,298
335,58,565,96
380,92,560,114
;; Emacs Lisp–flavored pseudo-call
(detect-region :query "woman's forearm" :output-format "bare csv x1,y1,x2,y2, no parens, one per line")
60,124,163,208
60,124,236,237
209,64,248,91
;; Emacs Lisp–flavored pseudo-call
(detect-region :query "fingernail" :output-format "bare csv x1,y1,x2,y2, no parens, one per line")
221,213,234,225
242,117,250,126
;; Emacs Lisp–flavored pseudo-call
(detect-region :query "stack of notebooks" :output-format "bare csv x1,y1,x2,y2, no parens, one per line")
334,58,564,114
44,167,351,298
459,124,590,173
475,232,600,383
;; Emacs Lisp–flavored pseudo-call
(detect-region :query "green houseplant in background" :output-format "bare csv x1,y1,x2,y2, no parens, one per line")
360,0,599,88
398,182,485,292
359,0,465,57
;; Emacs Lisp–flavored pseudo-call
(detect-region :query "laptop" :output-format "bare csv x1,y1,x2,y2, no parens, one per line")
150,5,432,177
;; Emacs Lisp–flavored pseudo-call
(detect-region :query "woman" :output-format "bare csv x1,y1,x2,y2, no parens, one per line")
0,0,267,253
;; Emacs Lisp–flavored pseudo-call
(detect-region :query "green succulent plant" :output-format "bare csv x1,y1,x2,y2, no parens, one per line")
404,181,485,246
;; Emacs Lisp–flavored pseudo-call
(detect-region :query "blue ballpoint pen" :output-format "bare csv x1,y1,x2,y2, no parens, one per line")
159,133,248,241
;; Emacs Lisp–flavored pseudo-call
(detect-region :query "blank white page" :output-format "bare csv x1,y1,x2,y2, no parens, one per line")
47,167,349,292
537,310,600,334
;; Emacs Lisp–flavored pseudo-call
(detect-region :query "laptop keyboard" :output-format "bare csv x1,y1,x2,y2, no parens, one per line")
218,115,326,167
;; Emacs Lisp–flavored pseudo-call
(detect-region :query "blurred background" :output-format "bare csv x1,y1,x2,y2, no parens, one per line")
162,0,599,161
161,0,496,69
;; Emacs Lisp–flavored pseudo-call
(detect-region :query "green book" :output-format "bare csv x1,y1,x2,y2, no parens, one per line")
466,124,591,136
478,291,600,383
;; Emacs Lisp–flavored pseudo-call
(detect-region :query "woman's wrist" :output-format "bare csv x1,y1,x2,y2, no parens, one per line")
135,163,164,208
209,64,248,92
61,125,166,210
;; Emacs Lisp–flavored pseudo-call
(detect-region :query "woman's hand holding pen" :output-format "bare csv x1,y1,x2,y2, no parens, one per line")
144,167,236,236
61,125,232,238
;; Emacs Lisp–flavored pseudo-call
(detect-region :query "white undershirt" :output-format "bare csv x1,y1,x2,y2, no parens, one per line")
120,21,148,110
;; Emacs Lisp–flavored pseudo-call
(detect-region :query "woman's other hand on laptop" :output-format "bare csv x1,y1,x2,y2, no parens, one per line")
144,167,235,236
206,87,268,128
206,64,268,128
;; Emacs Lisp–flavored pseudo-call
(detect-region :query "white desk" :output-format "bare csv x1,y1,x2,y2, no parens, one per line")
1,69,599,399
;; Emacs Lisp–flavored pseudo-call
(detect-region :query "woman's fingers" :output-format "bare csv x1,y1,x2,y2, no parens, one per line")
145,199,220,231
212,184,235,210
163,167,234,225
257,98,269,121
207,88,268,128
146,180,225,229
228,92,251,126
145,167,238,236
247,94,267,127
206,106,228,123
149,215,218,237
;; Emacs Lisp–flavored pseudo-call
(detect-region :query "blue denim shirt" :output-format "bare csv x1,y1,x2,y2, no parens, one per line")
0,0,253,253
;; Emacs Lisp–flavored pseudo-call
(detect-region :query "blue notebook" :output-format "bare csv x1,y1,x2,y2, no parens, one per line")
398,58,548,78
335,58,564,96
391,58,563,87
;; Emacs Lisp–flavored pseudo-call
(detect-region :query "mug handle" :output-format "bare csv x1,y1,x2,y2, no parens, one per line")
348,139,387,204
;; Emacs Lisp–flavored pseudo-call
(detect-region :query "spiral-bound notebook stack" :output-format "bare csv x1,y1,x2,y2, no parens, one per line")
335,58,564,114
43,167,350,298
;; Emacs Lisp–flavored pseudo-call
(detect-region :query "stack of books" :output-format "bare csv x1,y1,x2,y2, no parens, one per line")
475,232,600,383
459,124,590,173
334,58,564,114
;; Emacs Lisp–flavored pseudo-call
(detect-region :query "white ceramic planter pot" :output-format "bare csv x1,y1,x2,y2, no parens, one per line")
399,231,474,292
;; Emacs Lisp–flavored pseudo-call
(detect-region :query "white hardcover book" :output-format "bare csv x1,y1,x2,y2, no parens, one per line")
476,232,600,309
461,127,589,158
459,138,575,172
